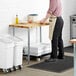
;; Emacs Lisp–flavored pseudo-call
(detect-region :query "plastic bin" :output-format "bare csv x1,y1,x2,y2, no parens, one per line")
0,37,14,73
24,43,51,61
5,35,24,70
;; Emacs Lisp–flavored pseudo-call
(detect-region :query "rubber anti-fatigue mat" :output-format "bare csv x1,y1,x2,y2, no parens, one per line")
28,56,73,73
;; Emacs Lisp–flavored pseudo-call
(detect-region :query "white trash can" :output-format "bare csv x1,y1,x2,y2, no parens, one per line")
4,35,24,70
0,37,14,73
13,37,24,70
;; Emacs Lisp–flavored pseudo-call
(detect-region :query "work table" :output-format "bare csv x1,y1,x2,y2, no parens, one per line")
9,22,49,28
9,22,49,64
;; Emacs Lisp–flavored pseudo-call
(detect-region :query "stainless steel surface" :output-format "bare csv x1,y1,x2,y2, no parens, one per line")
40,26,42,42
74,43,76,76
27,28,30,64
70,15,76,39
13,27,15,36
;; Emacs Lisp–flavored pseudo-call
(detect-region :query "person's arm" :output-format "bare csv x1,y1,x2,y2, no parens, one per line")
40,0,56,23
40,13,51,23
47,0,57,15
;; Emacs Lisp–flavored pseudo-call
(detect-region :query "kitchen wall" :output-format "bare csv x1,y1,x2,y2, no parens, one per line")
0,0,76,47
62,0,76,46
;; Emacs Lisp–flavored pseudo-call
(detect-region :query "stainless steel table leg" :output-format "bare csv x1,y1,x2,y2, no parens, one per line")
40,26,42,43
13,27,15,36
27,28,30,64
74,43,76,76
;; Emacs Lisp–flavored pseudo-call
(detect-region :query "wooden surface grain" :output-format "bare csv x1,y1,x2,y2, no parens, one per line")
9,22,49,28
70,39,76,43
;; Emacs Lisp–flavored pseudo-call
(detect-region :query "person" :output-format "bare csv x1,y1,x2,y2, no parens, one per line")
40,0,64,62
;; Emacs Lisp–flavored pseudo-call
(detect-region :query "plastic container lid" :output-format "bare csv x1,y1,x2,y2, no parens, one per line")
0,38,14,47
0,34,24,46
1,34,23,46
28,14,38,16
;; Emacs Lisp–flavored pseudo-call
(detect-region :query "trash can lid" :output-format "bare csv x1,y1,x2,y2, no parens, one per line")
4,35,23,45
0,38,14,47
0,34,23,46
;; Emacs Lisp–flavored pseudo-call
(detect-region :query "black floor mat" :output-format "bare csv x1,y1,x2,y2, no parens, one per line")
64,46,73,53
28,56,73,73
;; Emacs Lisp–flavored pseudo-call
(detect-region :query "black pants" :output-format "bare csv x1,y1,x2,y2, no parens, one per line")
51,16,64,58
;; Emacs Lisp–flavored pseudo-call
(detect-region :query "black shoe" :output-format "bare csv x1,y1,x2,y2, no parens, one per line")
45,58,57,62
57,56,64,59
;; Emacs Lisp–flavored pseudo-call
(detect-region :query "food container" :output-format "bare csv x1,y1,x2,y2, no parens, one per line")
27,14,38,23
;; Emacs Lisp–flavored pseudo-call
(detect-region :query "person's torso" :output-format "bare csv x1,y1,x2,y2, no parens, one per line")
51,0,62,17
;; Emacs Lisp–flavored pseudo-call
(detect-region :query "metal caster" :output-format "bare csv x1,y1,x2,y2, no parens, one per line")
11,68,14,71
8,68,12,72
3,69,9,73
18,65,22,70
13,66,16,71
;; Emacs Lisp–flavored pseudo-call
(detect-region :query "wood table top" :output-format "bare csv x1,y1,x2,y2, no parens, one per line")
70,39,76,43
9,22,49,28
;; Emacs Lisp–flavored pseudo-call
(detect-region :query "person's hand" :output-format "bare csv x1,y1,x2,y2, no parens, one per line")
40,18,46,24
